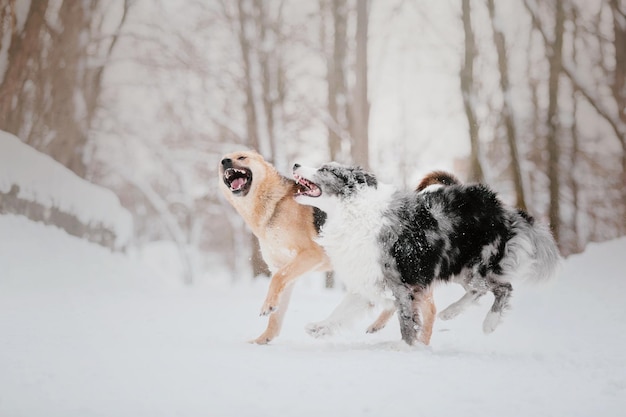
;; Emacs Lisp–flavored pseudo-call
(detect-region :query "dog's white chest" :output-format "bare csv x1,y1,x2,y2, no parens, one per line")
317,186,396,303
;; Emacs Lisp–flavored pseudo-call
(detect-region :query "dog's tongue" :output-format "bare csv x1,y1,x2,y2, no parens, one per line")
231,178,246,190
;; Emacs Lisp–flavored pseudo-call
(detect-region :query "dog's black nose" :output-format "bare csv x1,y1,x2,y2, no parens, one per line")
293,163,300,171
221,158,232,168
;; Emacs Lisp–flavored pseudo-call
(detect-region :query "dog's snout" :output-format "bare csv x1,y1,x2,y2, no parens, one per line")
293,163,300,171
221,158,233,168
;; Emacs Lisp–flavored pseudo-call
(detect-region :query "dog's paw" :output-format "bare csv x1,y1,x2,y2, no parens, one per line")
249,330,275,345
305,322,334,338
259,301,278,316
366,323,385,334
438,309,457,321
438,305,461,321
482,312,502,334
249,336,272,345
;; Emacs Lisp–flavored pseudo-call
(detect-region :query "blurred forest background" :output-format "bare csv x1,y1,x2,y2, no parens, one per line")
0,0,624,284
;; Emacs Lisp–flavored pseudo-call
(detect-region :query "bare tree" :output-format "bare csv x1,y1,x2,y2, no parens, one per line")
0,1,13,53
522,0,564,245
609,0,626,231
460,0,484,183
0,1,133,178
486,0,526,210
83,1,133,131
254,0,286,165
323,0,350,162
0,0,49,137
229,0,298,277
524,0,626,248
233,0,270,277
351,0,370,169
566,5,581,254
545,0,565,246
236,0,262,153
319,0,351,288
37,1,95,177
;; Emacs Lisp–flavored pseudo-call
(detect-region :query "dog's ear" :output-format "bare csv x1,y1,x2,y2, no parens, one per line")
365,172,378,187
362,171,377,187
353,167,377,188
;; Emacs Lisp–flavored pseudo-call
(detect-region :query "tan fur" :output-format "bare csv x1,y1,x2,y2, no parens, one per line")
419,291,437,345
219,150,329,344
407,290,437,346
219,150,436,345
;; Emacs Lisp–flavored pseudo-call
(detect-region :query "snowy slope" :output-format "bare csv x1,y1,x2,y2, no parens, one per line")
0,214,625,417
0,131,132,247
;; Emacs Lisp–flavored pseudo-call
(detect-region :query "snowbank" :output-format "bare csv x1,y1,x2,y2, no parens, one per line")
0,130,132,247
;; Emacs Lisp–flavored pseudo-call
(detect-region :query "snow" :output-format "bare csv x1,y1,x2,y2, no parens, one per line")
1,213,625,416
0,130,133,248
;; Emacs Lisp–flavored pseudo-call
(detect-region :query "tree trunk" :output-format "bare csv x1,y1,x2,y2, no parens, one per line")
546,0,565,246
254,0,277,164
0,1,15,61
351,0,370,170
236,0,270,277
487,0,526,210
0,0,49,135
321,0,350,288
326,0,348,162
83,0,132,135
40,1,92,178
569,97,580,253
610,0,626,234
460,0,484,183
237,0,261,152
568,6,581,254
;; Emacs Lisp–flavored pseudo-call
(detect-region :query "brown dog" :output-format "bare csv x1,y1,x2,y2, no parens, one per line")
218,150,437,344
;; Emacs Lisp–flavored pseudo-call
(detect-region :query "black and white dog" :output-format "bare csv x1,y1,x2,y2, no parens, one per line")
293,162,561,346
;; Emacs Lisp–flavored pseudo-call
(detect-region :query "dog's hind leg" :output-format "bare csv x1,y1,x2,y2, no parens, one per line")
366,307,396,334
483,281,513,334
251,284,295,344
438,289,484,321
306,292,371,338
439,272,488,321
418,289,437,345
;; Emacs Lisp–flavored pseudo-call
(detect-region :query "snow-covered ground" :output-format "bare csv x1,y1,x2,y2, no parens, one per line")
1,213,625,417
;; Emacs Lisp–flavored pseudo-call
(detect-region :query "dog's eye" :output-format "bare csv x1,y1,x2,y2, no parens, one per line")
237,156,247,161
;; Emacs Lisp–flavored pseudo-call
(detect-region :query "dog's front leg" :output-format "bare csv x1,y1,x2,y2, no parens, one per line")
366,288,436,345
259,249,327,316
391,285,427,346
306,292,370,338
251,284,295,345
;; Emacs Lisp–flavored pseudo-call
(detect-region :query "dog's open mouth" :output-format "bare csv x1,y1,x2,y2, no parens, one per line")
294,174,322,197
223,168,252,194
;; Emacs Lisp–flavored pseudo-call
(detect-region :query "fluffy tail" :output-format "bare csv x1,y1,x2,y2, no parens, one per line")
502,211,562,284
528,220,562,283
